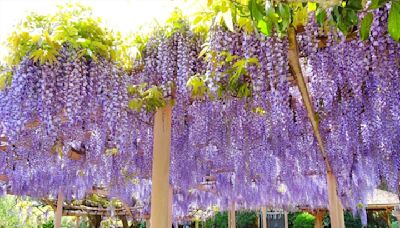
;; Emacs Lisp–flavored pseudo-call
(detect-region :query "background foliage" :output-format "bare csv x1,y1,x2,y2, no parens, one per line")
293,212,315,228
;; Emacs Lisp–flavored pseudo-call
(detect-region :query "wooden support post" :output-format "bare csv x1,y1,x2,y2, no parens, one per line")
195,220,199,228
168,185,173,228
284,212,288,228
257,212,260,228
146,219,150,228
385,209,392,227
229,204,236,228
88,215,102,227
287,26,344,228
75,216,80,228
120,215,129,228
150,105,172,228
314,210,324,228
228,209,231,228
55,190,64,228
327,173,345,228
262,207,267,228
121,201,133,218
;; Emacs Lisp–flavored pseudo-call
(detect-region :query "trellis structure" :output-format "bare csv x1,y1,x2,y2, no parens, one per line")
139,26,345,227
0,22,391,228
43,187,146,227
0,1,399,227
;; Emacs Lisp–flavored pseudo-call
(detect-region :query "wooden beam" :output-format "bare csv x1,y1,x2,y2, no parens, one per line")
63,210,132,217
287,27,331,172
68,148,83,160
87,188,109,196
367,205,396,210
25,117,40,129
150,104,172,228
262,207,267,228
0,136,7,152
195,220,199,228
0,174,8,182
0,137,7,152
287,27,345,228
55,190,64,228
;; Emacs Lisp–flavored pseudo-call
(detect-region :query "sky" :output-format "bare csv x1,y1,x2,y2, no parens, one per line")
0,0,200,59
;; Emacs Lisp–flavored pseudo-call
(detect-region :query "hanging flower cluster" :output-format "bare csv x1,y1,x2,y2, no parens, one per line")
0,2,399,223
0,6,154,209
164,25,330,218
306,5,400,224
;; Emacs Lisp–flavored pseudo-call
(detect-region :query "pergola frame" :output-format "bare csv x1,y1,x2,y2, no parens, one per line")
146,26,345,228
0,26,356,228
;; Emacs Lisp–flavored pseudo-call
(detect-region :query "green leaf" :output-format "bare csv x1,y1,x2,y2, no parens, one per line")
237,17,254,32
92,41,107,51
29,49,44,63
257,19,271,36
316,8,327,26
238,83,250,97
228,72,240,89
388,0,400,42
346,0,363,10
222,9,234,32
186,75,207,97
248,0,264,21
193,15,203,25
307,2,317,12
360,12,373,41
198,44,209,59
0,75,7,90
105,148,119,156
292,3,308,27
246,57,259,66
232,59,246,69
277,3,290,32
128,99,143,112
369,0,389,9
253,106,266,116
348,9,359,24
332,7,358,34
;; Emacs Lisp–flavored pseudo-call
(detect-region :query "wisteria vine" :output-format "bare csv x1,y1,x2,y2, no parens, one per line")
0,2,399,225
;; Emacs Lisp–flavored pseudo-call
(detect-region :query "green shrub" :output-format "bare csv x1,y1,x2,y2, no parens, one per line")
293,212,315,228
